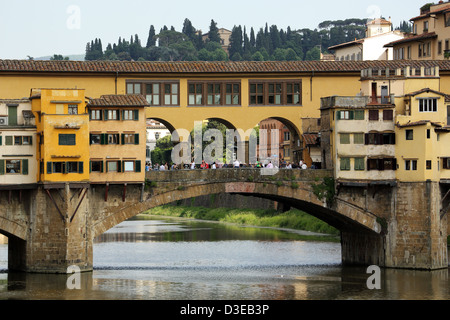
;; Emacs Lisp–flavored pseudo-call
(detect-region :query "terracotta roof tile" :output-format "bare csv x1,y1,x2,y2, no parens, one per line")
384,32,437,47
302,133,320,146
397,120,442,128
2,59,450,74
88,94,149,107
405,88,447,97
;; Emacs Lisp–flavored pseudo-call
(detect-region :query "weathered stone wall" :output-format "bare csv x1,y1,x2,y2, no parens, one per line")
384,181,448,269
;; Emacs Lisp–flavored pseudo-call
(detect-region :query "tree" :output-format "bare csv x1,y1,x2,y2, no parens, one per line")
50,54,69,61
157,30,187,47
305,46,321,61
208,20,221,43
146,25,156,48
229,25,243,58
182,18,197,41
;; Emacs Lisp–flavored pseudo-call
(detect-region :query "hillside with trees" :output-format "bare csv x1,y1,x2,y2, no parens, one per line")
84,18,411,62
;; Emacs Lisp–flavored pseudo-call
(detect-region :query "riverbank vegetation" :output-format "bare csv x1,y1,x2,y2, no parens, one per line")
143,205,340,237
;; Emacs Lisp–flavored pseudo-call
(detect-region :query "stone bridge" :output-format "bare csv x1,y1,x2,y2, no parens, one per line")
0,169,448,273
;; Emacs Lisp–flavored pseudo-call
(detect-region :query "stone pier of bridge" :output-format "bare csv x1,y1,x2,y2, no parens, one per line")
0,169,448,273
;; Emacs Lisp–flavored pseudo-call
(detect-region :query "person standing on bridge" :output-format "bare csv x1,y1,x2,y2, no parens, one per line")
233,159,240,168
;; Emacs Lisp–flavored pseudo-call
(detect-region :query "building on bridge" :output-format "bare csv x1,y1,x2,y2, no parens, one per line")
87,94,148,184
30,88,90,184
0,99,36,185
320,64,450,184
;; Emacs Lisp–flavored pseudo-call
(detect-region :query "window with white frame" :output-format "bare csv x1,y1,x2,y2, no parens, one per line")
419,98,438,112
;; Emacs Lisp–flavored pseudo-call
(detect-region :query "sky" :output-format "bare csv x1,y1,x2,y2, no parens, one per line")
0,0,429,59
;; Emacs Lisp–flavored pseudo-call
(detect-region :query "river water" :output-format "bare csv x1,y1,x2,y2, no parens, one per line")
0,216,449,302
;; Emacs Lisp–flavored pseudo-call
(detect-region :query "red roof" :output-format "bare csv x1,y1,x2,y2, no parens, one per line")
302,133,320,146
2,59,450,74
88,94,149,107
384,32,437,47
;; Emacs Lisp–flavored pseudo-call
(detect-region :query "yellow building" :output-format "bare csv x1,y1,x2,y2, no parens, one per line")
87,94,148,184
386,1,450,60
30,88,90,184
321,64,450,184
395,88,450,182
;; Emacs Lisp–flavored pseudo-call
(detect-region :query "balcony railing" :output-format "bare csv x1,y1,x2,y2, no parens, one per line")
368,95,394,105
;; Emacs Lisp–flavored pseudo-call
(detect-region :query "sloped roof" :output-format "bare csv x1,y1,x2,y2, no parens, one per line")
405,88,448,97
384,32,437,47
88,94,149,107
397,120,443,128
1,59,450,74
302,133,320,146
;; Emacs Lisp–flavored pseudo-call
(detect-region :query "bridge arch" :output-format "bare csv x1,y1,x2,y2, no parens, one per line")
91,170,382,239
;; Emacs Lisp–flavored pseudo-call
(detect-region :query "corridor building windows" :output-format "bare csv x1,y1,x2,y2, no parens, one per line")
188,82,241,106
249,81,301,106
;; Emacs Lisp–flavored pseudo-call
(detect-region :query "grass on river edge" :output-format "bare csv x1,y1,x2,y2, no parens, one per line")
142,205,341,242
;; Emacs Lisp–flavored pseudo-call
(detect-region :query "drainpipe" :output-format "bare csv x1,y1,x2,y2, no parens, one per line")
115,71,119,94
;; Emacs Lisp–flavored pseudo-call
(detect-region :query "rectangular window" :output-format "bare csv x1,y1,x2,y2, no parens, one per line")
107,110,119,120
5,160,21,174
383,110,393,121
14,136,22,145
419,98,438,112
59,134,76,146
90,134,101,145
107,134,119,145
268,83,282,105
286,83,301,105
382,132,396,145
127,83,141,94
340,157,351,171
68,104,78,115
443,158,450,169
207,83,221,105
22,136,32,145
122,110,134,120
354,133,364,144
7,136,31,146
123,161,135,172
106,161,121,172
249,81,302,106
354,110,364,120
164,83,178,105
189,83,203,106
250,83,264,105
123,134,135,144
225,83,240,105
145,83,160,105
367,159,379,171
426,160,432,170
406,130,413,140
340,133,350,144
369,110,379,121
91,161,103,173
53,162,64,173
90,109,102,120
337,110,350,120
438,41,442,55
354,158,365,171
405,160,418,171
67,161,79,173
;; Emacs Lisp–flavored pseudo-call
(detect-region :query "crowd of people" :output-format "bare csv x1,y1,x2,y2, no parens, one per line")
145,159,319,171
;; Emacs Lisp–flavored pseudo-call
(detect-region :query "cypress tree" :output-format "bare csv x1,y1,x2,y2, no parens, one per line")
146,25,156,48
